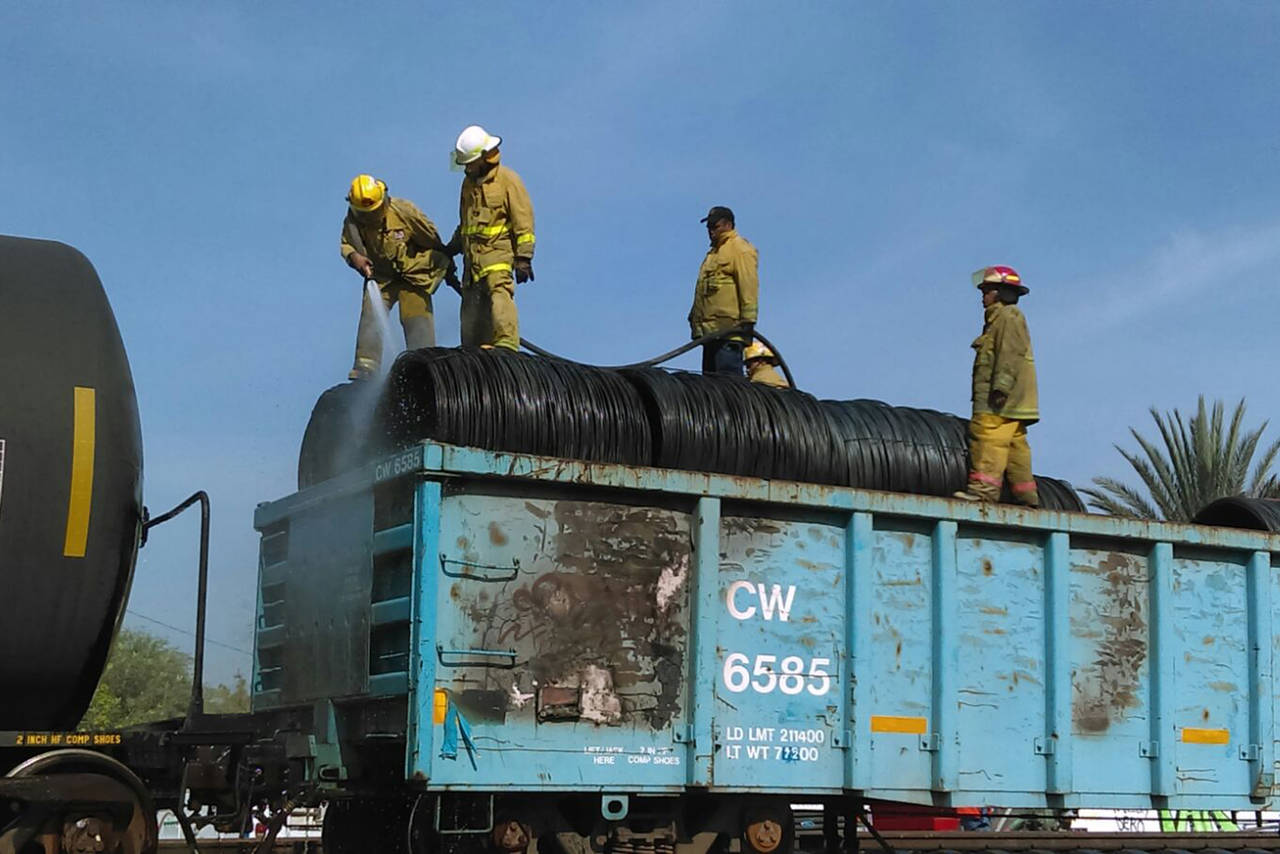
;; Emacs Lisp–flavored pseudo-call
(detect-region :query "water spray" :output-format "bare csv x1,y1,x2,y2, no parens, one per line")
363,279,399,376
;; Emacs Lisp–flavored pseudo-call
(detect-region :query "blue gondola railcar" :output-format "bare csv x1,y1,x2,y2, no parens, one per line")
253,441,1279,854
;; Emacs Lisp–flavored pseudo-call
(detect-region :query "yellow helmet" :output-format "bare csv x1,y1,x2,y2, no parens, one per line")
744,341,775,362
347,174,387,212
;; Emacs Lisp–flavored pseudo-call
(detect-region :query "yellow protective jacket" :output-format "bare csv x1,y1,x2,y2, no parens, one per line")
689,229,758,338
340,197,450,291
971,302,1039,423
748,362,789,388
446,162,535,282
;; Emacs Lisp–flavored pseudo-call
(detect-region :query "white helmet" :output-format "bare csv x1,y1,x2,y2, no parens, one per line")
452,125,502,167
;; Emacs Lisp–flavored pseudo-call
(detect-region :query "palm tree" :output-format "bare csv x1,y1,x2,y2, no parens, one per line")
1081,397,1280,521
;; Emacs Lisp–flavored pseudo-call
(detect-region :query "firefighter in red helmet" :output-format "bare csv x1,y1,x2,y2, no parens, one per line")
954,266,1040,506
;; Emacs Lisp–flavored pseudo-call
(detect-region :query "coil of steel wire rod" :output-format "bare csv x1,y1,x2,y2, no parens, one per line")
1193,496,1280,531
821,399,971,494
374,347,652,465
297,380,382,490
620,369,846,484
302,348,1086,512
821,399,1084,511
1033,475,1087,512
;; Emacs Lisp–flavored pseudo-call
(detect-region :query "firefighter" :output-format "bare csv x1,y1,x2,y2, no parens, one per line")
689,206,758,376
954,266,1040,506
340,174,454,379
444,125,535,350
744,341,788,388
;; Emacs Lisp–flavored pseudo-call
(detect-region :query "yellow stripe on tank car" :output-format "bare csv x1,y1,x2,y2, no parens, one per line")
1181,727,1230,745
62,386,96,558
870,715,928,734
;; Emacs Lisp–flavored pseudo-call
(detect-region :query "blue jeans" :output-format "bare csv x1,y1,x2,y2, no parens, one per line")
702,340,744,376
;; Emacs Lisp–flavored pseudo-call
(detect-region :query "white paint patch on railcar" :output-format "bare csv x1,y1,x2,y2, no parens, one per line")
656,555,688,614
509,679,534,709
580,664,622,724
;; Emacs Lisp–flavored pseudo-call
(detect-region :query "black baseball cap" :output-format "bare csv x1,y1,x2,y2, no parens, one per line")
700,205,735,225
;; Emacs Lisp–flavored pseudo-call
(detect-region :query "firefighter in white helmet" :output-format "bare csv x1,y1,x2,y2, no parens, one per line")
744,341,788,388
442,125,536,350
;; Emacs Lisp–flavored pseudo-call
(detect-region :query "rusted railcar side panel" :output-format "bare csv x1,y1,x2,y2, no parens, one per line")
1171,552,1249,796
712,515,847,791
951,529,1047,794
864,521,935,794
1067,545,1152,797
428,491,692,787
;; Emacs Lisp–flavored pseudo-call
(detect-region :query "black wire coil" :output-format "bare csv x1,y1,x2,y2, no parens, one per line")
620,369,846,485
373,348,652,467
1193,496,1280,531
302,349,1085,512
821,399,1084,511
297,380,381,490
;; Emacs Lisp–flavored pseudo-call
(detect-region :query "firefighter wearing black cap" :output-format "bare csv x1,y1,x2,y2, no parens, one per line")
689,206,759,376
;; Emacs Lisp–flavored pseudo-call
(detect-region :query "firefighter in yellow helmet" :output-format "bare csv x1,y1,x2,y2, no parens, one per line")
443,125,535,350
689,206,759,376
340,174,455,379
954,266,1040,506
744,341,789,388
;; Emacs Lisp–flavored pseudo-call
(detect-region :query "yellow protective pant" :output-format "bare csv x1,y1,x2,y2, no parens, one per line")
460,270,519,350
353,281,435,374
966,413,1039,506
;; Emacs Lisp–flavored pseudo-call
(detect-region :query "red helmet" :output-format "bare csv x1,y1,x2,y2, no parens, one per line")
971,265,1028,295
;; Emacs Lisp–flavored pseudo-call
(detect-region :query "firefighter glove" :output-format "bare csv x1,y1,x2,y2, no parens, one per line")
988,389,1008,410
515,259,534,284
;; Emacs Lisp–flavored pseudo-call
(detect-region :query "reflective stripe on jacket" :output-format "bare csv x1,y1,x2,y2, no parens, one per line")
340,197,450,291
971,302,1039,423
447,162,535,282
688,229,758,338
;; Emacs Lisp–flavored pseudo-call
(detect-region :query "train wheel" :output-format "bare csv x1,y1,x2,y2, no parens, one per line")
741,802,794,854
4,749,157,854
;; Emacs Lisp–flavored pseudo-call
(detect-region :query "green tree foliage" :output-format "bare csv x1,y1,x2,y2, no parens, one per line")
205,673,250,714
1081,397,1280,521
80,628,190,729
80,628,250,729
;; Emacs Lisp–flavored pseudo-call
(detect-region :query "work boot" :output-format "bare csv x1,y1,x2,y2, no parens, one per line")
952,491,983,501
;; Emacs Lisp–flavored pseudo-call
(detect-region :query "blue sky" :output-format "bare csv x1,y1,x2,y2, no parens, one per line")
4,2,1280,683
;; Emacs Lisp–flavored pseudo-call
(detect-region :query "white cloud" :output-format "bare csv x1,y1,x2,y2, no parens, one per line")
1065,219,1280,333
